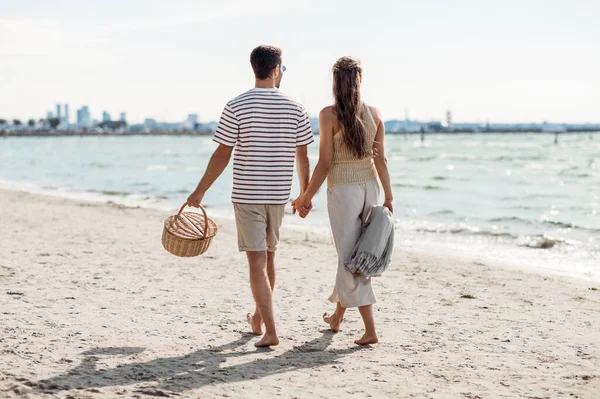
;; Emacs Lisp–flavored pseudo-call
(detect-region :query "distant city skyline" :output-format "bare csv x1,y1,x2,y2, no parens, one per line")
1,0,599,124
29,102,600,126
43,102,198,125
28,101,600,129
5,100,599,136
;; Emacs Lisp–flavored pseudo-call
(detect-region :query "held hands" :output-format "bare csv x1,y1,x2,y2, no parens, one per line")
186,189,205,208
292,194,313,219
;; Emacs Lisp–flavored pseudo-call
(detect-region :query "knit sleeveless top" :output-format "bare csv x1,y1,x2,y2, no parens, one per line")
327,103,378,188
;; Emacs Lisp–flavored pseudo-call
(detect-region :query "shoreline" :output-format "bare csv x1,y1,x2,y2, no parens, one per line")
0,181,598,284
1,189,599,398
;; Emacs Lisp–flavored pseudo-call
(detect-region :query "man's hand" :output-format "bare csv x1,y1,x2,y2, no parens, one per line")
292,194,313,219
187,189,205,208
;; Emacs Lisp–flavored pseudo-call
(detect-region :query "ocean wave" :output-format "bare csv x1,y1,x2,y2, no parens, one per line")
527,193,570,199
393,183,443,191
493,155,545,162
517,235,564,249
428,209,454,216
90,189,132,197
540,220,600,232
147,164,170,171
488,216,532,224
89,162,109,169
487,217,599,232
414,224,517,239
432,176,448,181
558,167,592,178
438,154,545,162
406,216,599,243
542,220,576,229
508,205,545,211
410,155,438,162
0,178,173,212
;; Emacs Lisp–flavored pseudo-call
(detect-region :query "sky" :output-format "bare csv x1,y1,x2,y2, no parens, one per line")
1,0,599,124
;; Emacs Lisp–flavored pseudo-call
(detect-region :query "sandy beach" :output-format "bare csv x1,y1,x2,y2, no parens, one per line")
1,188,599,398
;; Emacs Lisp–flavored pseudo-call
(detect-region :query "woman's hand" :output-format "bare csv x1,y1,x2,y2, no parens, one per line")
292,194,313,218
383,198,393,214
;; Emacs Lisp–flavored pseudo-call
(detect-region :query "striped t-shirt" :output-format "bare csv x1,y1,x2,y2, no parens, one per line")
213,88,314,205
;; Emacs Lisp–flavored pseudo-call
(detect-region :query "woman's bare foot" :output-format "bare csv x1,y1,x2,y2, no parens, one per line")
354,333,379,345
255,333,279,347
246,313,263,336
323,312,343,333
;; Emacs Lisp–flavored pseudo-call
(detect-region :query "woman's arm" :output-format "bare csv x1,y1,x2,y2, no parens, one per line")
371,106,394,213
293,107,334,217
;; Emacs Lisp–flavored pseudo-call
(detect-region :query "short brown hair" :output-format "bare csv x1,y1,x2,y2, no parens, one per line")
250,45,282,80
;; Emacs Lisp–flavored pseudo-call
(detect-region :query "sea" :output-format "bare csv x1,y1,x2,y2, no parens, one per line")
1,133,598,281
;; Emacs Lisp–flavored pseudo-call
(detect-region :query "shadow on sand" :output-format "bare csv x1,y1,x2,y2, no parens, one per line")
35,331,363,395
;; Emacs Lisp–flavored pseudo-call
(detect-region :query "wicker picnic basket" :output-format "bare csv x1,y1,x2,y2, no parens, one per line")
162,203,218,257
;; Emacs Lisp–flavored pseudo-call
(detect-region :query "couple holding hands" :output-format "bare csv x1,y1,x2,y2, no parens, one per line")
187,45,393,347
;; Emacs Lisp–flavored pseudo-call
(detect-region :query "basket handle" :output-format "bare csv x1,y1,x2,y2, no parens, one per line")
178,202,209,236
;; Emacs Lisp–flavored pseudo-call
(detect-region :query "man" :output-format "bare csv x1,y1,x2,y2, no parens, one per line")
187,45,314,347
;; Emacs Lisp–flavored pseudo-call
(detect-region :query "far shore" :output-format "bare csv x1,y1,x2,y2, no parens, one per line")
2,129,600,138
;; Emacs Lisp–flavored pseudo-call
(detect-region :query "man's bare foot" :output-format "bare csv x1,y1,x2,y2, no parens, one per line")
354,333,379,345
246,313,263,336
255,333,279,347
323,312,343,333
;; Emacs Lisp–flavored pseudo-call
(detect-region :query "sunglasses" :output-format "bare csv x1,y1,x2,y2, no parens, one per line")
281,65,286,73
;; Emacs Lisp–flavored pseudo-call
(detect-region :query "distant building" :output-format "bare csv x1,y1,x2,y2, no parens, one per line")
446,110,452,128
384,119,423,133
452,123,482,132
46,111,53,119
425,121,444,132
144,118,157,129
206,121,218,131
102,112,111,122
183,114,199,129
77,106,91,127
120,112,126,122
127,124,146,133
56,104,61,121
187,114,198,124
64,104,70,126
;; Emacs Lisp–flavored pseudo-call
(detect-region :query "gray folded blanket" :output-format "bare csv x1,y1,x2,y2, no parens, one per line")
345,206,394,277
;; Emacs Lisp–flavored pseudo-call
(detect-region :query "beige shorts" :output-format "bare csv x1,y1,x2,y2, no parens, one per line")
233,203,286,252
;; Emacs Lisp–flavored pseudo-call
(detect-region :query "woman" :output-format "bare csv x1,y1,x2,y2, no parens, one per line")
293,56,393,345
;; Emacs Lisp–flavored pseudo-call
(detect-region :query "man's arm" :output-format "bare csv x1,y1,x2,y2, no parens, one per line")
187,144,233,207
295,145,310,194
188,101,239,207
